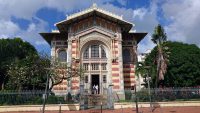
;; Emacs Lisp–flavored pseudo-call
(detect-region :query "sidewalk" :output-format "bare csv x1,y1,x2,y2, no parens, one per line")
0,101,200,112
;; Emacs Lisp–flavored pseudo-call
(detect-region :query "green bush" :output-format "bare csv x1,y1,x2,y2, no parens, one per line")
0,91,78,105
124,90,133,101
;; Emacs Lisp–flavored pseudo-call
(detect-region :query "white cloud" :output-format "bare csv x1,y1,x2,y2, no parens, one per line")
46,0,116,13
132,8,147,20
116,0,127,6
0,0,45,20
0,0,158,53
162,0,200,46
100,2,158,53
0,19,20,38
138,35,155,53
17,19,49,46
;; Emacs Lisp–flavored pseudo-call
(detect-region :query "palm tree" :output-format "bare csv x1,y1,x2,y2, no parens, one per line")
135,62,148,88
151,24,168,88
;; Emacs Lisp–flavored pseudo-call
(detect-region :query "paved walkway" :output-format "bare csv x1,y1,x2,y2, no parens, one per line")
6,106,200,113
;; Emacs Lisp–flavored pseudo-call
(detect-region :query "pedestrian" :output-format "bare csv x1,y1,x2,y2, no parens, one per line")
95,85,98,94
93,84,96,94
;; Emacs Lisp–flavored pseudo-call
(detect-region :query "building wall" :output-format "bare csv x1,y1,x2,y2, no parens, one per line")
122,40,137,90
50,17,137,96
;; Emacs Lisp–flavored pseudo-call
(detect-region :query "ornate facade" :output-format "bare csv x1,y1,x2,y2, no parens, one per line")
40,4,147,99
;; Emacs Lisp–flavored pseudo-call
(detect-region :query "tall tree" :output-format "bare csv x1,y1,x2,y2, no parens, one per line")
0,38,37,90
145,41,200,87
6,55,48,90
151,24,168,87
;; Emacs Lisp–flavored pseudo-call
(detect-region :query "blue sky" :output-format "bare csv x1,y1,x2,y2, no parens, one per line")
0,0,200,54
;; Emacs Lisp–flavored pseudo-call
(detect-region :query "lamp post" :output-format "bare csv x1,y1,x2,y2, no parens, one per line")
144,66,152,112
42,68,50,113
107,84,114,109
134,85,139,113
67,58,76,101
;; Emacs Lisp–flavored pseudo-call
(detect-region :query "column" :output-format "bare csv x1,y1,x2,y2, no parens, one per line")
67,39,72,94
118,38,125,98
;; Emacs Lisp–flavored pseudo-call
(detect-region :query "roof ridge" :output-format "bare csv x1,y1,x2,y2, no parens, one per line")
66,3,123,20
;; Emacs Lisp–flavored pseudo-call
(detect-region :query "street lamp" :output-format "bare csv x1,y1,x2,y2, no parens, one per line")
42,68,50,113
133,85,139,113
144,66,152,112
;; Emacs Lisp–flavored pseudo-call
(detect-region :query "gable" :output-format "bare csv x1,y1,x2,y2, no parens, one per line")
55,5,132,33
70,16,119,34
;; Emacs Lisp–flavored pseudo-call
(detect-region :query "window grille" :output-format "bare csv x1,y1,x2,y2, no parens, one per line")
102,63,107,70
101,48,106,58
91,63,99,70
85,75,88,83
91,45,99,58
83,48,89,59
58,50,67,62
83,63,89,70
83,44,106,59
103,75,106,83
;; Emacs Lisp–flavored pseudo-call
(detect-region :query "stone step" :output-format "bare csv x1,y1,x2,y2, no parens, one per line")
87,94,107,106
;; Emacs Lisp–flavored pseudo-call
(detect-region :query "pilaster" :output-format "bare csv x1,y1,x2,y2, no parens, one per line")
118,37,125,96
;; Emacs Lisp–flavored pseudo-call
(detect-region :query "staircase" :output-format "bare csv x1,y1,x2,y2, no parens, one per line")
88,94,107,106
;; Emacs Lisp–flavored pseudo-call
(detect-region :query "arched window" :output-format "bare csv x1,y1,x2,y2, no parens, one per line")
91,45,99,58
83,45,106,59
83,47,89,59
123,49,131,63
58,50,67,62
101,48,106,58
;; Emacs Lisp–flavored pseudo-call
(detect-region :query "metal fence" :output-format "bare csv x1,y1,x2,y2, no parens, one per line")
0,90,78,105
0,87,200,110
122,87,200,102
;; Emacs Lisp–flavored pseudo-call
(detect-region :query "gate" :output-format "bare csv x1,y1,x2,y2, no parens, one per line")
79,86,114,112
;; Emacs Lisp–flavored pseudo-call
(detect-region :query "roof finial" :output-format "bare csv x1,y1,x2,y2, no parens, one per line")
92,3,97,8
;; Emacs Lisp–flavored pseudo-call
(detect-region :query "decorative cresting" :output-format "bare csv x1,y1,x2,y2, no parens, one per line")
79,31,112,50
66,3,123,21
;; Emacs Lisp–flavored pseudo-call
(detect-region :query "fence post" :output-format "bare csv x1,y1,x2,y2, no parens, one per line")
134,85,139,113
147,73,152,112
107,84,114,109
101,102,102,113
42,73,49,113
80,84,85,110
59,103,61,113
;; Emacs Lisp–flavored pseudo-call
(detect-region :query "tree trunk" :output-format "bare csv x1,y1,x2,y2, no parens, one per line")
1,82,4,90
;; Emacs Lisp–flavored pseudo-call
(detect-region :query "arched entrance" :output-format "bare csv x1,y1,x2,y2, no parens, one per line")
81,41,109,94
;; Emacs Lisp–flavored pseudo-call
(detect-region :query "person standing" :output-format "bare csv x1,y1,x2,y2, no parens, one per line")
93,85,96,94
95,85,99,94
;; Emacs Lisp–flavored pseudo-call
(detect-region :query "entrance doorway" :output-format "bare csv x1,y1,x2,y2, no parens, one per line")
91,75,99,94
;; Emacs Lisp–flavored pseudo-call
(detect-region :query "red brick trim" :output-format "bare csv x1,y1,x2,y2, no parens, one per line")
112,62,119,65
113,85,120,89
123,70,135,73
71,80,79,83
112,68,119,71
72,51,76,54
71,86,79,90
124,81,135,84
113,79,119,83
112,73,119,77
124,76,135,78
